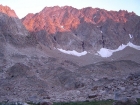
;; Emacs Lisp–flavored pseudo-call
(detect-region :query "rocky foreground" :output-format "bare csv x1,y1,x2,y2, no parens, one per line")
0,52,140,103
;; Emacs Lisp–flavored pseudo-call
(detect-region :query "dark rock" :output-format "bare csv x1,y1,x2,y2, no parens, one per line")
91,86,99,91
88,94,98,99
40,102,52,105
113,98,138,105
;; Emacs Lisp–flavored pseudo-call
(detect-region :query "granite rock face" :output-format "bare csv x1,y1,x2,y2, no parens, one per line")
22,6,140,52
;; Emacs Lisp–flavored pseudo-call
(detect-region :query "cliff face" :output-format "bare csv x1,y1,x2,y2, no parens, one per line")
22,6,140,52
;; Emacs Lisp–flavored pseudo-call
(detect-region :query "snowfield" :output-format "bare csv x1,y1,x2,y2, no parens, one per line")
57,48,87,57
57,42,140,57
97,42,140,57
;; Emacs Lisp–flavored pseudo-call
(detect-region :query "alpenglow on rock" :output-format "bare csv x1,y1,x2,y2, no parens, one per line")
22,6,140,54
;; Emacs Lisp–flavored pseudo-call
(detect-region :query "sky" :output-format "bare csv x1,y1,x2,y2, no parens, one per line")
0,0,140,18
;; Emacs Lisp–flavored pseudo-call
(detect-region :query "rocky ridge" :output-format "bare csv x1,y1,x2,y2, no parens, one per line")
22,6,140,52
0,4,17,17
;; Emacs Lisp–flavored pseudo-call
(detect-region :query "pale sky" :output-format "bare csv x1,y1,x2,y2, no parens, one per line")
1,0,140,18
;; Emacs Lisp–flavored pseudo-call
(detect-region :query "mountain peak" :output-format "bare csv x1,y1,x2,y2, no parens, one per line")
0,4,17,17
40,5,78,13
21,5,140,52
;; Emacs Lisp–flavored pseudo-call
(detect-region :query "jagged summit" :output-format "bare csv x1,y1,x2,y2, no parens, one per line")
0,4,17,17
22,6,137,33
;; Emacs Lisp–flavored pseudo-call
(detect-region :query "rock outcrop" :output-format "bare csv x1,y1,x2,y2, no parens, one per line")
0,5,36,47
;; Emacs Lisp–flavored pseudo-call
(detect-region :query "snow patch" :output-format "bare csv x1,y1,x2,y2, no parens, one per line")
97,42,140,57
128,42,140,50
129,34,133,39
101,31,103,33
97,48,113,57
57,48,87,56
61,26,64,28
